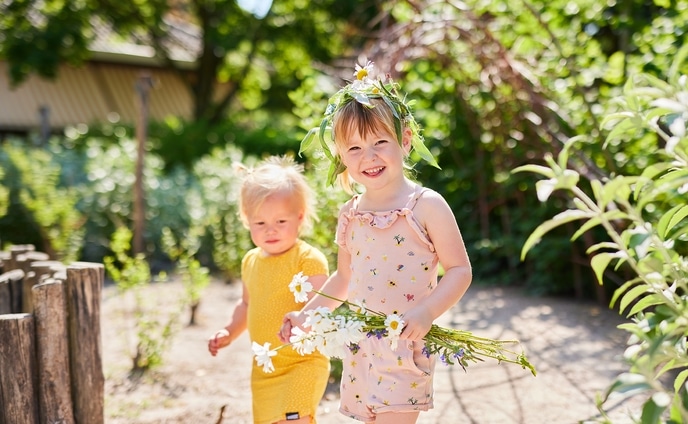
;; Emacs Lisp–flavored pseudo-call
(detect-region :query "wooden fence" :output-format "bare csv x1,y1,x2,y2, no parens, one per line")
0,244,104,424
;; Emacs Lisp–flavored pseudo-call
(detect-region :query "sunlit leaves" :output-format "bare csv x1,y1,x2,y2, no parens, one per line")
518,51,688,421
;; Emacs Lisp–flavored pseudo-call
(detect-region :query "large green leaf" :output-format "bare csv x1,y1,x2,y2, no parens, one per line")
657,204,688,239
627,293,665,317
619,284,651,316
511,164,556,179
520,210,591,260
590,252,620,286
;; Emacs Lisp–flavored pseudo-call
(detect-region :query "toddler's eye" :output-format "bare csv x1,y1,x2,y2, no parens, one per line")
348,146,361,151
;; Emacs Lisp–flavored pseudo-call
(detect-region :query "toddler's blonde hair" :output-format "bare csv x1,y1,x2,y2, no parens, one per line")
237,155,317,234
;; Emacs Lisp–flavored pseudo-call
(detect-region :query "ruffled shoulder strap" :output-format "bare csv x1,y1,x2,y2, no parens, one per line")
335,196,359,250
405,185,429,210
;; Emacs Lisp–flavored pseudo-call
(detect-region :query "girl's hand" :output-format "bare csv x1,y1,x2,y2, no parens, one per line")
279,312,302,343
208,329,231,356
400,305,433,341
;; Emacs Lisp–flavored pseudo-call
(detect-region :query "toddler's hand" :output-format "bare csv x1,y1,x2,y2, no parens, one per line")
279,312,300,343
208,329,230,356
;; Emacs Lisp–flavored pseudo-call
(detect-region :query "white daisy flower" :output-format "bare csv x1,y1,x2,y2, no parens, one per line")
353,61,374,81
251,341,277,373
304,307,337,333
289,327,317,356
289,272,313,303
385,314,405,351
315,332,349,359
333,315,366,346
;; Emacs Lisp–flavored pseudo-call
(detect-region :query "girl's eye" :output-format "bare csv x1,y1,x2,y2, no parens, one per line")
376,139,389,145
348,146,361,151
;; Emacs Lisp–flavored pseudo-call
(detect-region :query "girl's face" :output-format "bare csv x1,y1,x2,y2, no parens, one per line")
247,192,303,256
339,126,410,191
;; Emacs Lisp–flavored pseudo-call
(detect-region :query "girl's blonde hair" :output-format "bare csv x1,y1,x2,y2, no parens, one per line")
332,97,411,193
236,155,317,234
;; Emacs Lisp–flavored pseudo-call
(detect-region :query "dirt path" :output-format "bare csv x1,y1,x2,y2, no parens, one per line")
103,280,645,424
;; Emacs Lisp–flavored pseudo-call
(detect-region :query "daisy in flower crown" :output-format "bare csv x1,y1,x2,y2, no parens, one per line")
299,60,440,187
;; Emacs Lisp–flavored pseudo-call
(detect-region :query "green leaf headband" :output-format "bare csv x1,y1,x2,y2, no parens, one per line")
300,61,440,186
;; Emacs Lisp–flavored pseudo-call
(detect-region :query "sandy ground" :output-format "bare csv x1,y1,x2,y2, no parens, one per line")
102,279,646,424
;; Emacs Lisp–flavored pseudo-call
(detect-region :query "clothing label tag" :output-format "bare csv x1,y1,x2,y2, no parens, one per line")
286,412,300,420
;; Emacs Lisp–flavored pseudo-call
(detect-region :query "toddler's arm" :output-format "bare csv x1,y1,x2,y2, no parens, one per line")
207,282,249,356
279,250,351,343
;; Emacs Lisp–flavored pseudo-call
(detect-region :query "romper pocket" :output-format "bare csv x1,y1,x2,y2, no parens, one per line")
400,341,434,376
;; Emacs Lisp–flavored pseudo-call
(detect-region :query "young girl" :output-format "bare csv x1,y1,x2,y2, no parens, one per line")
280,62,472,424
208,155,330,424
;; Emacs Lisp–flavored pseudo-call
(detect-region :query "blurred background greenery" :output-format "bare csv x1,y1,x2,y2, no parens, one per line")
1,0,686,302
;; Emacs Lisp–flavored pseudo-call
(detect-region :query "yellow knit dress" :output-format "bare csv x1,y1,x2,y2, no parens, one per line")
242,239,331,424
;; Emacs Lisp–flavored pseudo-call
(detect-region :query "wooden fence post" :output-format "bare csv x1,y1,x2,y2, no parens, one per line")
32,278,75,424
31,261,66,283
8,245,35,271
0,313,39,424
6,246,36,314
0,251,9,273
0,271,11,314
0,269,25,314
17,252,51,313
27,260,66,314
65,262,104,424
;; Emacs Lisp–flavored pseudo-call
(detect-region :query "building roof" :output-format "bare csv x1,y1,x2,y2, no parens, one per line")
0,60,194,133
0,15,204,134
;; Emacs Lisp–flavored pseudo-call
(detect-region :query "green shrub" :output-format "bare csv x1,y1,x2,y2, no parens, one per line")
515,49,688,423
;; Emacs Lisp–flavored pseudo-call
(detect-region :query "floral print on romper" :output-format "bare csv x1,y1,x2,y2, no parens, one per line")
335,186,439,422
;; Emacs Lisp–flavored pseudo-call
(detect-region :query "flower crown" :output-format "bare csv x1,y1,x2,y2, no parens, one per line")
299,61,440,186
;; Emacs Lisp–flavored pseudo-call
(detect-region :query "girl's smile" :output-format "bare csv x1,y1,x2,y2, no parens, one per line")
363,166,385,176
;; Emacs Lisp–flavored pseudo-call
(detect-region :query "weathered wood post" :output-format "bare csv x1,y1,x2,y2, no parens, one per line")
26,260,66,314
33,278,75,424
17,252,51,313
8,244,35,271
0,250,9,273
7,245,36,313
65,262,104,424
0,269,25,314
0,313,39,424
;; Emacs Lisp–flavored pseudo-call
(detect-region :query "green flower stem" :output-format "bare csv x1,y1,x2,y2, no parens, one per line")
306,289,537,376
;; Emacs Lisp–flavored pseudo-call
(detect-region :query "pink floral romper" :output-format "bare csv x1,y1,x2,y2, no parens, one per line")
336,186,439,422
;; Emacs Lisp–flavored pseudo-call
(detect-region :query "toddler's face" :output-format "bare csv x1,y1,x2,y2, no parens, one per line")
247,192,303,256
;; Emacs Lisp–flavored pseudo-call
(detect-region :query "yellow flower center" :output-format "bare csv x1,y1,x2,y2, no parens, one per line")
356,69,368,80
390,321,399,330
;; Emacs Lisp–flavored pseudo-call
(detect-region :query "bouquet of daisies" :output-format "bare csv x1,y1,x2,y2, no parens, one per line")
252,272,537,376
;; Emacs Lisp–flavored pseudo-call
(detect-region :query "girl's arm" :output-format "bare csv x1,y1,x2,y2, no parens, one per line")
208,281,249,355
306,273,328,301
400,190,473,341
279,248,351,342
